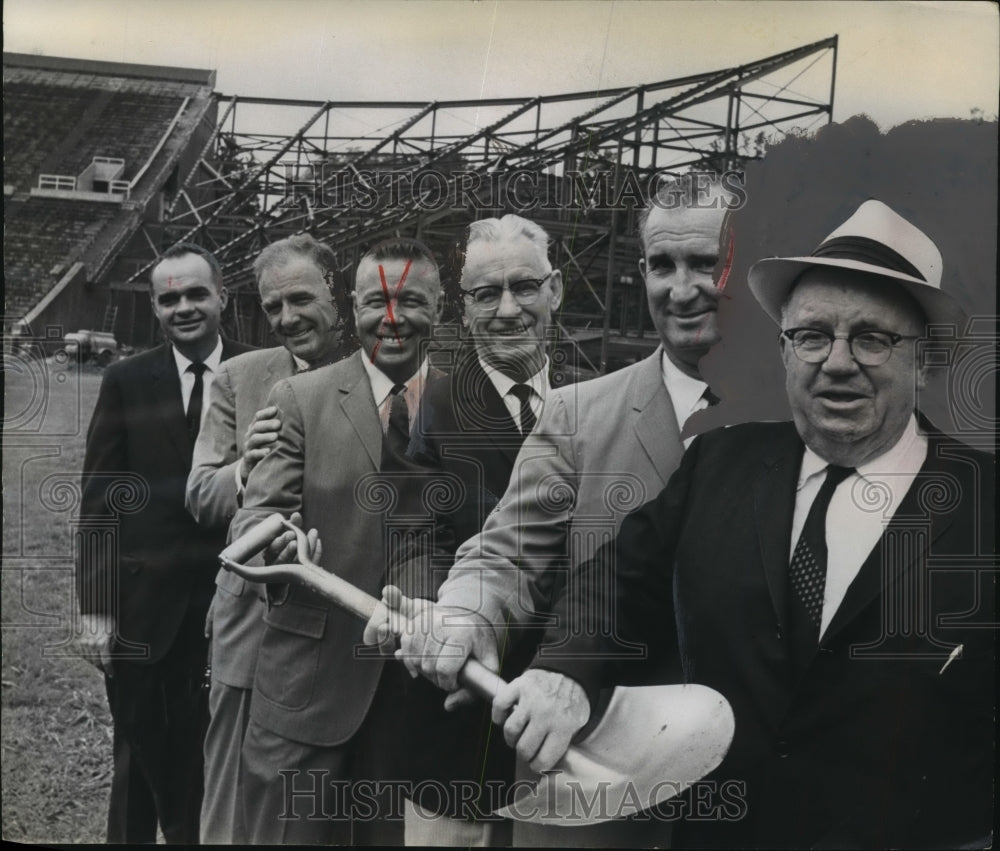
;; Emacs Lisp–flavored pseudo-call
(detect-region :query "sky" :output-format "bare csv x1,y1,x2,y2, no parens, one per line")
4,0,998,131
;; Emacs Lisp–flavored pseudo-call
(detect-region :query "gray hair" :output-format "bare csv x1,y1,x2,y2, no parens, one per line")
253,233,338,286
253,233,349,316
466,215,552,273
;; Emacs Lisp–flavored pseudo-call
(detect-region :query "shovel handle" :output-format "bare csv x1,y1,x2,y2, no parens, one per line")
220,515,505,701
219,513,286,564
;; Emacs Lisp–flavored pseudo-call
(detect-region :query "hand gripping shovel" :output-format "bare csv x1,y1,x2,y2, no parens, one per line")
220,513,735,826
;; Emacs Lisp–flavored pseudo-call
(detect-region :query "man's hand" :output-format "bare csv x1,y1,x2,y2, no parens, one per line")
240,406,282,484
395,600,500,708
264,511,322,565
362,585,430,653
74,613,116,676
492,669,590,773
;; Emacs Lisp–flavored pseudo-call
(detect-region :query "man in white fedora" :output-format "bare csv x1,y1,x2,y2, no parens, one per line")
419,200,996,848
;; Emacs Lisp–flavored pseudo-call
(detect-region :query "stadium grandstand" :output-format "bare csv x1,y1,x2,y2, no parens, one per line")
4,39,837,372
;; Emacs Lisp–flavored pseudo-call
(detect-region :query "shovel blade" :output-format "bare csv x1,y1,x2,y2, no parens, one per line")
497,683,734,826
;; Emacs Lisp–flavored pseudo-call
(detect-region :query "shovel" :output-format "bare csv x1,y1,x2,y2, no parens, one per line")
220,513,735,826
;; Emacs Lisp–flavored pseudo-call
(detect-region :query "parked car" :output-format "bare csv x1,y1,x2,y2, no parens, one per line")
63,330,119,365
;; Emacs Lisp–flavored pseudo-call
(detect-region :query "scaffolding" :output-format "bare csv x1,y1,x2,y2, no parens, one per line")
129,36,838,370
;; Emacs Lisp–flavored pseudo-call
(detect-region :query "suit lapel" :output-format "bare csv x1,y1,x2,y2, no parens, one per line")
632,350,683,488
151,345,192,460
753,426,804,627
820,433,957,645
339,352,382,468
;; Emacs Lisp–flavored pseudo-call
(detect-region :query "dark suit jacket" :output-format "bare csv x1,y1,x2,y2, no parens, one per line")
78,339,254,664
543,420,995,849
392,349,533,816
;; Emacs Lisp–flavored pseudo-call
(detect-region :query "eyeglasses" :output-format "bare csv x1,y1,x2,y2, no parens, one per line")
781,328,919,366
461,272,552,309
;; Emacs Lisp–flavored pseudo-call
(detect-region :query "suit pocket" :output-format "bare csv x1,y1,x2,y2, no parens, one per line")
256,600,328,710
216,565,247,597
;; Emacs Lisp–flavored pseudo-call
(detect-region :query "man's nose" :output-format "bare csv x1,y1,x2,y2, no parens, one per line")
495,286,522,318
176,295,198,314
280,301,298,327
668,267,702,305
821,337,859,374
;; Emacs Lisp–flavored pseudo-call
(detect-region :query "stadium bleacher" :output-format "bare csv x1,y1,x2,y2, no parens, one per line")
4,198,119,318
2,82,99,192
60,91,185,178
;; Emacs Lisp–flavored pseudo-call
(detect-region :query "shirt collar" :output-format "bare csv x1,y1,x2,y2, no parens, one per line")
361,354,429,408
292,354,311,373
798,413,928,488
660,349,708,417
478,355,550,402
172,337,223,377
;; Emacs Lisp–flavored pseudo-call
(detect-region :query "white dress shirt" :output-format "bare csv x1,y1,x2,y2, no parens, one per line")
172,337,223,422
660,350,710,446
791,414,928,638
361,355,430,433
479,356,550,432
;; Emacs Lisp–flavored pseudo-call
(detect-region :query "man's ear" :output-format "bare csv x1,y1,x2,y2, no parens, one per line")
638,258,647,281
548,270,563,311
218,286,229,311
915,360,931,392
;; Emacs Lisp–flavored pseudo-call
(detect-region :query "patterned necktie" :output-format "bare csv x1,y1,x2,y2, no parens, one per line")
788,464,855,671
510,384,536,435
186,362,208,440
385,383,410,457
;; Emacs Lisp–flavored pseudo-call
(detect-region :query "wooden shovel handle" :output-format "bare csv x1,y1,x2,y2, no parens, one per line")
219,514,506,701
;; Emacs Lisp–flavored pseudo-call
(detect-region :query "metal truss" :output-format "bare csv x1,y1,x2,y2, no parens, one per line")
129,36,837,365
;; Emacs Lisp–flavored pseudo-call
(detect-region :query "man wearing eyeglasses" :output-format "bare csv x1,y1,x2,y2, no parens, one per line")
481,200,995,847
369,215,561,846
373,176,734,846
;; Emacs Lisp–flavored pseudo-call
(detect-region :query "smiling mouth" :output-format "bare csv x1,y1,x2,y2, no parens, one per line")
173,319,203,329
817,390,869,404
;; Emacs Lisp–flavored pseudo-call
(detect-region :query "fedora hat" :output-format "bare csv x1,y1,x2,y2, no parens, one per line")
748,199,966,328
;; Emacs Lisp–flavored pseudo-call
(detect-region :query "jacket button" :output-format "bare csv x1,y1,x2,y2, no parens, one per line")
776,739,790,758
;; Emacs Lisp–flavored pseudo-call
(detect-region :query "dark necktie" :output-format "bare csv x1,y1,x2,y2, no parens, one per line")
787,464,855,671
510,384,537,435
702,386,721,407
186,362,208,441
385,383,410,457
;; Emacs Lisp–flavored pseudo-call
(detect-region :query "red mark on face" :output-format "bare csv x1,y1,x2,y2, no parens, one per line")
717,227,735,293
167,275,176,288
693,228,734,344
369,259,413,363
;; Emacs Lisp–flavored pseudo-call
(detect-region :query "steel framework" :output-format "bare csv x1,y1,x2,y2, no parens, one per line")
129,36,837,369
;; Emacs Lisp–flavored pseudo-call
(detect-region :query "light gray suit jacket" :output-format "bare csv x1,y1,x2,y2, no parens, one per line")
229,351,398,746
438,348,686,646
186,346,298,687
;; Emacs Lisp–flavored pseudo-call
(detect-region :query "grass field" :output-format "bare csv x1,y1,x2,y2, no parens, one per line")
3,355,111,844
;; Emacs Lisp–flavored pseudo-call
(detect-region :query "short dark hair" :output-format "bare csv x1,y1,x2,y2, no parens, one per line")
155,242,224,291
358,237,439,273
637,172,733,254
253,233,348,317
